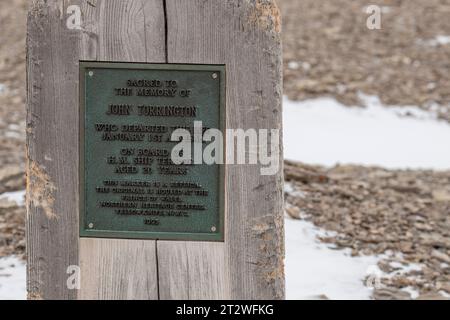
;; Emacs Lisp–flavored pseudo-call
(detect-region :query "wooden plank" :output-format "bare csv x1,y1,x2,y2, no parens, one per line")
158,0,285,299
26,0,165,299
157,241,230,299
27,0,84,300
78,239,158,299
78,0,166,62
77,0,165,300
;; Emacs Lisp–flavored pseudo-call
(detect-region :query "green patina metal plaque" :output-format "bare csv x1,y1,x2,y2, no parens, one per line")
79,61,225,241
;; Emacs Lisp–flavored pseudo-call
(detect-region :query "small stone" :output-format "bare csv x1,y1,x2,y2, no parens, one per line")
432,190,450,202
431,250,450,264
416,293,449,300
373,288,412,300
0,165,25,193
0,198,18,211
285,206,301,219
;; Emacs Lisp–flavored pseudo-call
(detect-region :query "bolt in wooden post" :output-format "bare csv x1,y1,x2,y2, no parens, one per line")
26,0,284,300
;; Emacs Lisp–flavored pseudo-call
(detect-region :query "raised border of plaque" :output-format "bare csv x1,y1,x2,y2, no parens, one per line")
79,61,226,241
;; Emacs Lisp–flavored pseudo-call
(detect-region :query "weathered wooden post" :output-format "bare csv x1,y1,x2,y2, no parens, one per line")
27,0,284,300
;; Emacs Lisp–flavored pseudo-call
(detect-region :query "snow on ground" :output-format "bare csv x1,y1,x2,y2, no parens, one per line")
283,97,450,299
285,214,428,300
285,216,380,299
0,190,26,300
417,35,450,47
0,190,25,206
0,83,6,94
0,256,26,300
283,95,450,170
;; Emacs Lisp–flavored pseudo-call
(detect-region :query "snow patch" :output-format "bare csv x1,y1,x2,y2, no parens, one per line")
285,217,380,300
439,290,450,298
285,217,428,299
284,181,307,199
287,61,310,71
0,190,25,206
418,35,450,47
4,131,23,139
287,61,300,70
0,256,26,300
283,95,450,170
388,260,423,274
402,286,420,299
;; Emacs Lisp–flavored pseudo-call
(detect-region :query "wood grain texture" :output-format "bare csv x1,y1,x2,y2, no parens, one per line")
27,0,284,300
77,0,165,301
159,0,285,299
27,0,83,300
78,239,158,299
26,0,165,299
157,241,231,299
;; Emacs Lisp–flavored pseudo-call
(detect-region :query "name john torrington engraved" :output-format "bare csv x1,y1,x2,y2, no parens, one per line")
79,62,225,241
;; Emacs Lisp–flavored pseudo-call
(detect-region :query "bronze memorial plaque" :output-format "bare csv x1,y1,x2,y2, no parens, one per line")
79,62,225,241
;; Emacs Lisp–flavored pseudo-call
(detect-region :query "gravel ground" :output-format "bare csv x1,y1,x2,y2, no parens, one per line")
280,0,450,122
0,0,26,259
285,161,450,299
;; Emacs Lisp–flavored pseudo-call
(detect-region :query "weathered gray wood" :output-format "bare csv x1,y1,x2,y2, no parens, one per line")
158,0,285,299
77,0,165,301
157,241,231,299
27,0,284,300
27,0,83,300
26,0,165,299
79,239,158,299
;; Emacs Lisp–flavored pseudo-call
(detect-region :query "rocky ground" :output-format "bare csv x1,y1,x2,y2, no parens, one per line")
279,0,450,299
0,0,449,299
0,0,26,259
285,161,450,299
280,0,450,122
